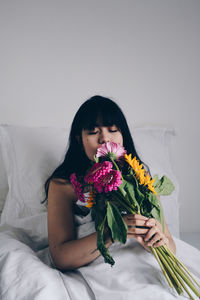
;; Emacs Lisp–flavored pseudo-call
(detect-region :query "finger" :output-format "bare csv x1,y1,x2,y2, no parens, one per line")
146,219,162,232
145,218,156,227
136,236,151,252
133,214,149,221
146,232,163,247
127,227,149,235
153,237,169,248
125,219,148,227
123,215,148,228
127,233,137,239
125,214,148,221
144,227,159,242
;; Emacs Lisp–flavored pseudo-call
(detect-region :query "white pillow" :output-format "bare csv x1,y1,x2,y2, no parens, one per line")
0,125,68,222
0,125,180,237
0,144,8,215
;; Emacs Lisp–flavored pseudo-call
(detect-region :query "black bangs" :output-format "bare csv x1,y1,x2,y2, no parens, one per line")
74,95,125,133
81,110,122,131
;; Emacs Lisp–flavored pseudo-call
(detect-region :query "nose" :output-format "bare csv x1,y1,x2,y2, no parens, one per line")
98,129,110,144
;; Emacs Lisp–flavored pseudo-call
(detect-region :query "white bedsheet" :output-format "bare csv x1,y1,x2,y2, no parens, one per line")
0,212,200,300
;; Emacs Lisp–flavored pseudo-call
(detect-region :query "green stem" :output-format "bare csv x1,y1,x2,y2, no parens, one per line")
115,186,136,214
111,158,124,180
164,245,200,289
160,246,200,298
150,246,174,288
110,197,135,215
156,247,183,292
158,247,184,295
175,272,195,300
125,186,140,214
174,262,200,298
161,246,195,299
167,271,184,296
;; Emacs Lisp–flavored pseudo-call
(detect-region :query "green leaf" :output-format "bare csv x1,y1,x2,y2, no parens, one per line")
150,207,161,221
91,196,115,266
91,199,106,231
97,226,115,266
148,193,165,232
153,174,160,187
107,202,127,244
153,175,175,195
148,193,161,210
123,181,140,213
124,174,145,206
140,193,153,217
150,206,165,232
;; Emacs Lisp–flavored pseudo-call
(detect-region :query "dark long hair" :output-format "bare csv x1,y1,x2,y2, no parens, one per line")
44,95,145,199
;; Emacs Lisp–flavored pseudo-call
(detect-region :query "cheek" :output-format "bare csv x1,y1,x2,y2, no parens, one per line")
116,133,123,145
82,138,90,151
82,138,96,158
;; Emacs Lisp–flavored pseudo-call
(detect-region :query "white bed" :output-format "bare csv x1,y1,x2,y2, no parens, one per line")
0,125,200,300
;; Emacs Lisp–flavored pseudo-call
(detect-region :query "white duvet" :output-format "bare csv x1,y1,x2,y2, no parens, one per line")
0,212,200,300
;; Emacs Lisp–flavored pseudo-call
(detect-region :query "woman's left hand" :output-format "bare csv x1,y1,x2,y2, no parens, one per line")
144,218,169,249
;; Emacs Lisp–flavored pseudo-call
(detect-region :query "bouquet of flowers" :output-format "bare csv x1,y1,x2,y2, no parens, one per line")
70,142,200,299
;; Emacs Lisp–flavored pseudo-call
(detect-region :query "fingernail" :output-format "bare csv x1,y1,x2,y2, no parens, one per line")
146,222,153,226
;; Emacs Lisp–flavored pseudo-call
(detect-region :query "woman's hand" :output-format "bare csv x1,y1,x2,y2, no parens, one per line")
123,214,169,251
144,217,169,249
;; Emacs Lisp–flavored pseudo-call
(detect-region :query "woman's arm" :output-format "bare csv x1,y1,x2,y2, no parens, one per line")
47,179,112,271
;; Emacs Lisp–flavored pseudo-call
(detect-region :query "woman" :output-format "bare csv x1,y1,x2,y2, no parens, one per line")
46,95,176,271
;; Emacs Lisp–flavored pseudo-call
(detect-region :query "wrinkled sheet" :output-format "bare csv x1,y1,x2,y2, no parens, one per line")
0,212,200,300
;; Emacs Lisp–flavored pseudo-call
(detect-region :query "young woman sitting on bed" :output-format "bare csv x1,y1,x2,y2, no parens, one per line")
45,95,176,271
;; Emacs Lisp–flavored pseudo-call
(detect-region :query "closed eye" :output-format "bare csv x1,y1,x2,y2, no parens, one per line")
88,131,98,135
109,126,119,132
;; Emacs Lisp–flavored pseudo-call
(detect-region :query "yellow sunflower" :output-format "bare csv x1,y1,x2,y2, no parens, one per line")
124,154,157,195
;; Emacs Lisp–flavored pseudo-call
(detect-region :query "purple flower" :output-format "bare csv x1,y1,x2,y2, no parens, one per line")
94,169,123,193
96,142,126,160
70,173,85,202
84,161,122,194
84,161,113,184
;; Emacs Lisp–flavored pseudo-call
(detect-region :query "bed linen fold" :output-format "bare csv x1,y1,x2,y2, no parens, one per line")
0,212,200,300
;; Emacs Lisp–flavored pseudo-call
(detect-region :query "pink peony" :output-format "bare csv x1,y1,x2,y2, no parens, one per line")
70,173,85,202
96,142,126,160
84,161,113,184
84,160,122,193
94,169,122,193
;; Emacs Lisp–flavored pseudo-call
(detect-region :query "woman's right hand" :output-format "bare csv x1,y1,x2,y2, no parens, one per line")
123,214,151,251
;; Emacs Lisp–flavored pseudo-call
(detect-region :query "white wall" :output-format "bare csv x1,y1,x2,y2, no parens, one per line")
0,0,199,233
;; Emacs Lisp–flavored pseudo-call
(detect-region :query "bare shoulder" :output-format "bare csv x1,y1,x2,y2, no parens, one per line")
48,178,77,248
48,178,77,204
